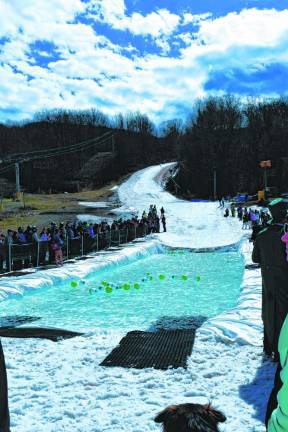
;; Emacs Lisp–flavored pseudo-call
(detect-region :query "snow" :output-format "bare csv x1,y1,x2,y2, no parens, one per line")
77,214,114,224
117,163,244,249
1,163,276,431
78,201,109,208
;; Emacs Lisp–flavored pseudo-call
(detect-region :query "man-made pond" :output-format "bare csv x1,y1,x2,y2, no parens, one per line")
1,249,244,331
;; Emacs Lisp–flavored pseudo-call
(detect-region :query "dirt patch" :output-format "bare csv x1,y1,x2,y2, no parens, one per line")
0,178,124,231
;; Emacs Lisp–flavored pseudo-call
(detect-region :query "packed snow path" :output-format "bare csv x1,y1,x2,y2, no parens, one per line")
1,163,276,431
117,163,244,249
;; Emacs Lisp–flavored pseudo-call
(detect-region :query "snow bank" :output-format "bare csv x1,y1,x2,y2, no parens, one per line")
0,240,164,300
201,238,263,346
78,201,109,208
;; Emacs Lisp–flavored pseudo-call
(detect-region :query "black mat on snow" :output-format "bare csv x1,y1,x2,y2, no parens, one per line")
100,329,196,370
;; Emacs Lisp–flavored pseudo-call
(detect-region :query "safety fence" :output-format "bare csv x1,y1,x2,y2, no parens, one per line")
0,225,148,273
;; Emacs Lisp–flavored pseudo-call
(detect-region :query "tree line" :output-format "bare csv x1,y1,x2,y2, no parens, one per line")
171,96,288,198
0,109,178,193
1,98,288,197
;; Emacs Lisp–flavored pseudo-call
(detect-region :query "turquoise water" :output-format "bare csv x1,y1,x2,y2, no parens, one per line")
0,250,244,331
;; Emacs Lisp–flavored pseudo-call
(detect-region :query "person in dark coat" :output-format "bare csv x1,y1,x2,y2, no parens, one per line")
0,340,10,431
252,198,288,359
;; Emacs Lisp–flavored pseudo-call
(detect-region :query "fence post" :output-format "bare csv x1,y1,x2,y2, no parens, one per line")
119,230,121,246
36,242,40,267
8,244,12,272
96,234,98,251
81,235,84,256
134,226,137,240
66,237,69,260
126,228,128,243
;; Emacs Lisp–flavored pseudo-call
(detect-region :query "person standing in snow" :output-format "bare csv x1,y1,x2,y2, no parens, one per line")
0,340,10,431
161,215,167,232
252,198,288,359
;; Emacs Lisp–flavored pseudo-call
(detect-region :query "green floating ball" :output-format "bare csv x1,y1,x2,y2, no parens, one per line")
105,286,113,294
101,281,108,286
149,276,153,281
181,275,188,281
179,251,184,256
122,283,130,290
159,274,165,280
71,281,78,288
134,283,140,289
196,276,201,282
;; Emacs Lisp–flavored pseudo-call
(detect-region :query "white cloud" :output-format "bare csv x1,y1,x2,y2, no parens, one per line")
182,12,212,25
1,2,288,125
87,1,180,38
197,8,288,49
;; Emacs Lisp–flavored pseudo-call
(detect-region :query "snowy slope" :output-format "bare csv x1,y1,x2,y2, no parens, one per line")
117,163,243,249
1,163,276,432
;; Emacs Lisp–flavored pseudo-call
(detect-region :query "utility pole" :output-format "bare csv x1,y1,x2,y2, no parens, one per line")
264,167,268,190
213,167,217,200
15,162,21,200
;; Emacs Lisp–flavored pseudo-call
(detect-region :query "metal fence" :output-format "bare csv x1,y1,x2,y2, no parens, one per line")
0,226,148,273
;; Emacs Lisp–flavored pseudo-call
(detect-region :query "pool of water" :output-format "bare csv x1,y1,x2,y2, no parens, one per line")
0,250,244,331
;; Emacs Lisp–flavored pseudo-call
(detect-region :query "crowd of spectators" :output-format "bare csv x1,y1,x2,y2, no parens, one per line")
0,205,166,272
223,204,270,229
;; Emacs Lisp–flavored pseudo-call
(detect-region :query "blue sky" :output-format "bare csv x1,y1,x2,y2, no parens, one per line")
0,0,288,125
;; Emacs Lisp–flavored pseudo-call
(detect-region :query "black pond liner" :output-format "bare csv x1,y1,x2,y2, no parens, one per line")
0,315,41,328
0,327,83,342
100,328,200,370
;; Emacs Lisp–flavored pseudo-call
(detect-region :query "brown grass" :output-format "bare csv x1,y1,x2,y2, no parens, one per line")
0,180,119,232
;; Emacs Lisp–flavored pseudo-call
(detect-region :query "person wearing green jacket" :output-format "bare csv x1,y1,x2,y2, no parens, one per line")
252,198,288,359
0,340,10,432
267,314,288,431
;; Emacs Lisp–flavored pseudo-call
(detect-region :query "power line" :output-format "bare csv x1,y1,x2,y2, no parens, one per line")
19,135,113,162
0,163,16,175
1,131,114,163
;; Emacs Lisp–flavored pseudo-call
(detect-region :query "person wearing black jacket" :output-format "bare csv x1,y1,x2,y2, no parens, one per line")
252,198,288,359
0,340,10,432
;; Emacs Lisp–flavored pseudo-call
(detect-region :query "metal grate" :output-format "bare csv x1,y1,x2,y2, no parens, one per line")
100,329,197,370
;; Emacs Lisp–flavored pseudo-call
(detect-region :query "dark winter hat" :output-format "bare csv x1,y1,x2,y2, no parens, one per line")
268,198,288,221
